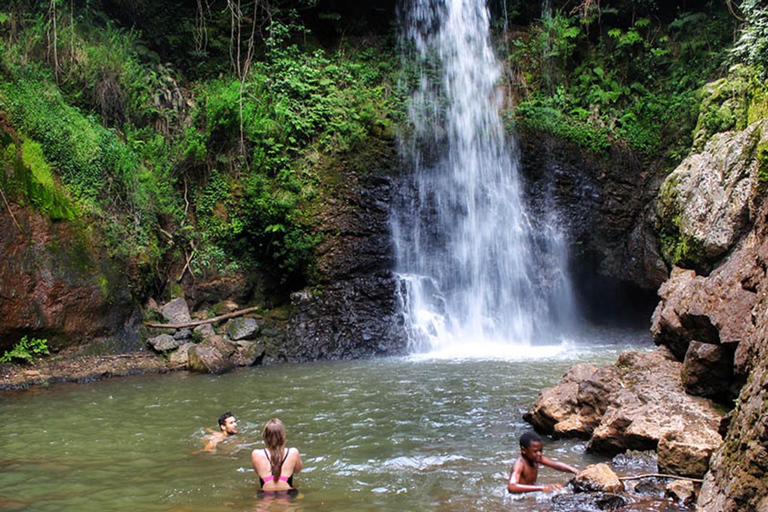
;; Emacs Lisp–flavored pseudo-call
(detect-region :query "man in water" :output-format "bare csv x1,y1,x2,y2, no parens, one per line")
507,431,579,493
204,411,238,451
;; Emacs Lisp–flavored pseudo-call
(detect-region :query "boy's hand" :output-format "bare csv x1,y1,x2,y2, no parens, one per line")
542,483,564,493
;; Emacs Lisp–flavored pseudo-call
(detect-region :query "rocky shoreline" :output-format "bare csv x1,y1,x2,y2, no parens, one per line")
0,351,169,391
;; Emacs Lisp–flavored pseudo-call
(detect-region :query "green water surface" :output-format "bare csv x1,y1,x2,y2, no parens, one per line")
1,331,671,512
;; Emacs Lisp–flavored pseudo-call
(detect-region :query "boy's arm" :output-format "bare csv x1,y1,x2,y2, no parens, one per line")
507,460,563,493
540,455,579,475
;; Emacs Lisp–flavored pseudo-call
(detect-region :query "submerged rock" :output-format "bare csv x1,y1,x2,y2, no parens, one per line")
551,492,627,511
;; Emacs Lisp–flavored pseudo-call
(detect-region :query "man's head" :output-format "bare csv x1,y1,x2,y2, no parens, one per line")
218,412,238,435
520,431,543,463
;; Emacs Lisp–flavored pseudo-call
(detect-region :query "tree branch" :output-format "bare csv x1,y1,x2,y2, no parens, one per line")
619,473,704,483
144,306,261,329
0,188,22,233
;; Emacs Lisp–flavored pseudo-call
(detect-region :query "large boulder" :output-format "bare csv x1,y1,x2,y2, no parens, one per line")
225,317,260,341
161,298,192,324
682,341,735,400
651,255,757,364
187,344,231,374
526,350,724,470
658,428,723,478
656,119,767,269
524,363,617,438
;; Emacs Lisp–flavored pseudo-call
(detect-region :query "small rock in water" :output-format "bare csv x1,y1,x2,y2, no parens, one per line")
665,480,696,507
572,464,625,493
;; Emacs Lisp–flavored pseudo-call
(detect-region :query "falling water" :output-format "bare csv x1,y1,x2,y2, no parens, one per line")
392,0,577,355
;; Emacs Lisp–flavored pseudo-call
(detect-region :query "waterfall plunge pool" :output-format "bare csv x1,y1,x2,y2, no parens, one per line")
1,328,681,512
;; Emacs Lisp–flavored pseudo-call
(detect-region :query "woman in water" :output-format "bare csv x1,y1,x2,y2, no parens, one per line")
251,418,303,495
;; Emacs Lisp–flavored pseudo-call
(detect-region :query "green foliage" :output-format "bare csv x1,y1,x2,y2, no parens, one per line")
507,3,734,162
0,0,402,290
692,65,768,150
0,336,50,364
731,0,768,77
514,101,609,154
189,35,398,282
0,78,165,260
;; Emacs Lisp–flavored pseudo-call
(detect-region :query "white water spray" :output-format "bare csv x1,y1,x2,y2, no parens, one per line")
393,0,577,356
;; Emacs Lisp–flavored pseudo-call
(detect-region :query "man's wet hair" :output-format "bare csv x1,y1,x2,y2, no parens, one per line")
218,411,234,428
520,431,542,448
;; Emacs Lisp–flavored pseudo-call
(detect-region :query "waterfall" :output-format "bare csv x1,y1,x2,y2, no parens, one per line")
392,0,577,356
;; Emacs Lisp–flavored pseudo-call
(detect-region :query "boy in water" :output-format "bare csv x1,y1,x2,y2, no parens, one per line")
204,411,238,451
507,431,579,493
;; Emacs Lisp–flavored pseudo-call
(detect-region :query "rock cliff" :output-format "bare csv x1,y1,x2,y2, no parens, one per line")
651,117,768,511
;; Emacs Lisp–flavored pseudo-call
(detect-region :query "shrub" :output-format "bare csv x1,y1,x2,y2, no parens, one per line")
0,336,50,364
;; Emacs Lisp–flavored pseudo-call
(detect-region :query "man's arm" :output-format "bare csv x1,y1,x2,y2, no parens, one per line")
540,456,578,475
507,460,562,493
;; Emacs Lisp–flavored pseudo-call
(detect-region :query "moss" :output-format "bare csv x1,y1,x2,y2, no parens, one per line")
758,140,768,185
10,138,79,221
747,86,768,125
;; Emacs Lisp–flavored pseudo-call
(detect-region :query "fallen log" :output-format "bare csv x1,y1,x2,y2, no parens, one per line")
143,306,261,329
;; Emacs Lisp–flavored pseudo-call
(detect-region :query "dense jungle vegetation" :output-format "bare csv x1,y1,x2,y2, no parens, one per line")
0,0,766,302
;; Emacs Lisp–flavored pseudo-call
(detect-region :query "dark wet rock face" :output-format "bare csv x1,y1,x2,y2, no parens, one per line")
283,143,408,361
519,133,667,326
285,272,407,360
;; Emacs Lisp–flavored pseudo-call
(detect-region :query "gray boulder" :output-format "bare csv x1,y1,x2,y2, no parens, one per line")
225,317,260,341
232,340,265,367
161,297,192,324
147,334,182,352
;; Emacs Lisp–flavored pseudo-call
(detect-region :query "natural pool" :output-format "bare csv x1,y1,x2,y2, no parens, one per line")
0,329,681,512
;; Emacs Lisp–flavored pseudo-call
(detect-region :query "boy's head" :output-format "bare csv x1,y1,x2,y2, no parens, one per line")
520,431,544,463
